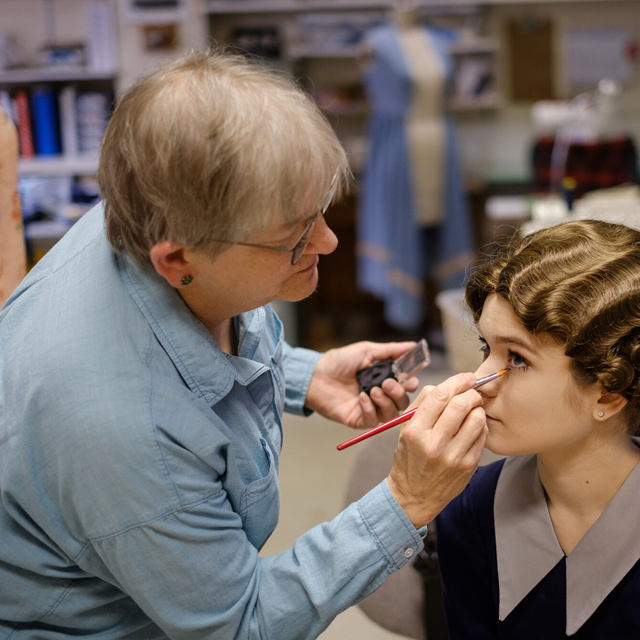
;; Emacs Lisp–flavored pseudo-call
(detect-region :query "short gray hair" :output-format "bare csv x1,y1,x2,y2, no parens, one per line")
99,46,350,264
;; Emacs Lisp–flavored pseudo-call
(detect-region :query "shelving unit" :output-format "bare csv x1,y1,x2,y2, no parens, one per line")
0,35,115,255
1,68,114,177
205,0,640,10
205,1,383,14
18,155,100,176
2,84,111,176
0,68,115,84
206,4,501,117
287,44,360,58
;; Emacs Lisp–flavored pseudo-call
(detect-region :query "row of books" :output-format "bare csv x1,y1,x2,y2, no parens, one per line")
0,85,112,160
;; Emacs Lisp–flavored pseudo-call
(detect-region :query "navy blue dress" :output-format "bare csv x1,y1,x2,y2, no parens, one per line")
436,460,640,639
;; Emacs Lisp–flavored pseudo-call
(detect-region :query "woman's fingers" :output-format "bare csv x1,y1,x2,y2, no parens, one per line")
369,385,402,423
358,391,380,429
387,373,487,529
406,373,479,435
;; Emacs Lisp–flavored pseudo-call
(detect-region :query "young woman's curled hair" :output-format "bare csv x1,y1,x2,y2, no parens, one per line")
466,219,640,433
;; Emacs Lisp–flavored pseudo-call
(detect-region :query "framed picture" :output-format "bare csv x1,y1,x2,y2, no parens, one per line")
142,24,179,52
120,0,187,26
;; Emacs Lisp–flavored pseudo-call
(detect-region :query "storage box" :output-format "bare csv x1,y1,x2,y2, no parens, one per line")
435,288,483,374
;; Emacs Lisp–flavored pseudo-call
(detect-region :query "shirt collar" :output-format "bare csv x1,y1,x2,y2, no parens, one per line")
495,453,640,636
118,252,267,407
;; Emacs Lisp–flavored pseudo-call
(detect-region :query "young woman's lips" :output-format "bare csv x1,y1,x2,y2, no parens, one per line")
485,414,499,422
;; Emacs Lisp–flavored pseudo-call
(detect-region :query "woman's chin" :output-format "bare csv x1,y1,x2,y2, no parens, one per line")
485,433,516,458
486,436,535,459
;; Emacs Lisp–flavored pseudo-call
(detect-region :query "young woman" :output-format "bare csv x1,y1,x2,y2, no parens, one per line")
437,219,640,638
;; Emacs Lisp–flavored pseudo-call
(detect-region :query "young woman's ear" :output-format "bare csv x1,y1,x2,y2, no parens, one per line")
595,392,628,421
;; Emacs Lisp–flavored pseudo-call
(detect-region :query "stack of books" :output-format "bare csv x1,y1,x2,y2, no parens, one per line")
0,85,112,160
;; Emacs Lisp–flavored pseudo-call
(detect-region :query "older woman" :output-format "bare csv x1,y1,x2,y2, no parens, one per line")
0,49,486,640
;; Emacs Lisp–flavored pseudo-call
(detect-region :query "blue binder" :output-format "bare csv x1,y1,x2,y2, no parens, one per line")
31,87,61,156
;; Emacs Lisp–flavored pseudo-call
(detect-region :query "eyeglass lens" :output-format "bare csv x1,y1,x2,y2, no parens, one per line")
290,174,338,264
291,215,317,264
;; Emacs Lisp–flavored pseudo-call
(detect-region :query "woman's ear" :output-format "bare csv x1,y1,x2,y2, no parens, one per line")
595,392,628,421
150,241,193,289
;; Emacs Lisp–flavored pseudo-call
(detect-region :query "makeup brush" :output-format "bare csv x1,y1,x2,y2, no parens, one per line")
336,368,510,451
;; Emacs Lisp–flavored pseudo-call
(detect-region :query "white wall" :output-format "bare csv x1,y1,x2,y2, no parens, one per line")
456,1,640,183
114,0,208,91
0,0,208,92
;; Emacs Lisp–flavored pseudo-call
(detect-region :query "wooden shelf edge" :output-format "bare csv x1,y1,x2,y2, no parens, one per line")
19,156,100,176
0,68,116,84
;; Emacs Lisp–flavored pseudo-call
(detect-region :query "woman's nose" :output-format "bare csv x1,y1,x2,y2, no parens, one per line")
307,214,338,256
474,361,492,380
474,362,506,396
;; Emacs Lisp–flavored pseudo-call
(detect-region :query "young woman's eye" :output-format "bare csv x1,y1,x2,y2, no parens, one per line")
478,337,490,362
508,349,530,369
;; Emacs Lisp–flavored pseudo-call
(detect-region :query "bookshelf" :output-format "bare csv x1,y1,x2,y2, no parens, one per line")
204,0,639,10
0,0,118,262
0,78,113,178
18,155,100,176
0,68,115,84
206,6,501,124
0,0,118,179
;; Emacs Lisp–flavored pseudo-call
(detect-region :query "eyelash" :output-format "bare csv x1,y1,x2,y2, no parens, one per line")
478,337,531,371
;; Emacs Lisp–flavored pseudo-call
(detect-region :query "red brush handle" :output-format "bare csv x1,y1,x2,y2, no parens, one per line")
336,408,417,451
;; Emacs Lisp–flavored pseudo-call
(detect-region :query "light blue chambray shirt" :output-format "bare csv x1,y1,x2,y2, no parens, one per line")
0,204,424,640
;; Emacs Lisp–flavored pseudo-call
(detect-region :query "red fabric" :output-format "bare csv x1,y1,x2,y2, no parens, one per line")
532,136,637,198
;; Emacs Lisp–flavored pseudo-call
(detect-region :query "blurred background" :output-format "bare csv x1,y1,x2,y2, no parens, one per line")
1,0,639,363
0,1,638,637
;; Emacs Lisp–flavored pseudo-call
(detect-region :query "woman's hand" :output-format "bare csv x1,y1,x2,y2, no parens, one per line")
387,373,487,529
305,341,420,429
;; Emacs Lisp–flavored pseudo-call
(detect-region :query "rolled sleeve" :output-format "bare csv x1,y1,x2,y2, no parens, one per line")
282,342,322,415
359,479,427,568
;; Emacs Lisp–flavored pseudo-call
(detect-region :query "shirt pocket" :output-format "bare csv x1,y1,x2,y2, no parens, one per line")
239,438,280,550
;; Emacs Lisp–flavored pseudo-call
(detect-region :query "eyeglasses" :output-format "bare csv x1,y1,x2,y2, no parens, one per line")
218,174,338,265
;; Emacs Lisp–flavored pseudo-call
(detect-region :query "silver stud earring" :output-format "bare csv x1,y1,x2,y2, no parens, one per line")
598,411,605,418
181,275,193,286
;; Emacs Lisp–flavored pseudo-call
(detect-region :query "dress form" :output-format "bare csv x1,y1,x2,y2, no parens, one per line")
393,9,446,225
357,18,473,330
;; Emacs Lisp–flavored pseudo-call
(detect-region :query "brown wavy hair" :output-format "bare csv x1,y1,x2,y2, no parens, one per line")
466,219,640,433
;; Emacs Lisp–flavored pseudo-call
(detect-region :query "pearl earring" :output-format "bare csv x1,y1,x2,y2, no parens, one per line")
181,275,193,286
598,411,605,418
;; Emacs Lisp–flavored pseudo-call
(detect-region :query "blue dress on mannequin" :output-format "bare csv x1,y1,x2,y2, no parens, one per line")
357,22,474,331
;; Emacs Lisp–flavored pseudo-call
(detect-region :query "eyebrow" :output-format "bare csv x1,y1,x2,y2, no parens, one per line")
494,334,539,356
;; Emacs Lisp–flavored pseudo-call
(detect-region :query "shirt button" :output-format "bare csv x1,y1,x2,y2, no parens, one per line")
404,547,414,558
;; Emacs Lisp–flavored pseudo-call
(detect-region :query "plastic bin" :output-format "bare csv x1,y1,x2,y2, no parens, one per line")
435,288,483,374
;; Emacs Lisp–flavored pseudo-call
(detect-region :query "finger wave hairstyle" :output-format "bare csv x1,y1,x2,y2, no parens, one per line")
466,219,640,433
99,46,350,265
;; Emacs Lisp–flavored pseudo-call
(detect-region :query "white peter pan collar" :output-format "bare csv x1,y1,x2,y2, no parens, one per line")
495,454,640,636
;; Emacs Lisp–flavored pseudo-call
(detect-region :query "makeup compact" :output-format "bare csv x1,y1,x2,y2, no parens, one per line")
356,339,431,395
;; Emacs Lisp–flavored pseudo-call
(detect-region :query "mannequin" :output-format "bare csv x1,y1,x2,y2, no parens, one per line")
357,4,445,226
393,8,446,226
356,12,473,330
